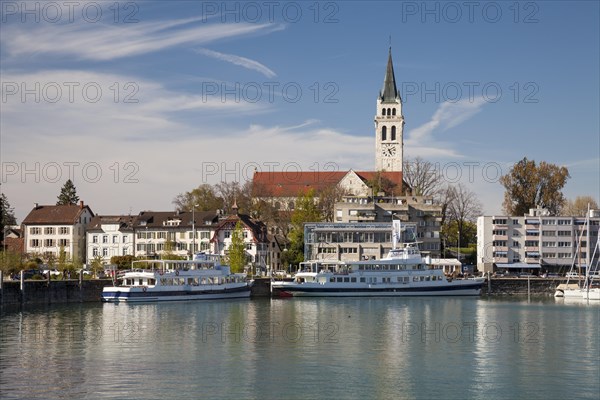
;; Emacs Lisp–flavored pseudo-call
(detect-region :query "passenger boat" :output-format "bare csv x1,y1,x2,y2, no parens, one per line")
101,253,251,303
271,221,485,297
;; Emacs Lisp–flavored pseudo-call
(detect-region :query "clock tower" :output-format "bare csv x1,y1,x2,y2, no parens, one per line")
375,48,404,171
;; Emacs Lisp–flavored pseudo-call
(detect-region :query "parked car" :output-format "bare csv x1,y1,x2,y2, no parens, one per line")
565,272,581,279
13,269,44,280
42,269,61,277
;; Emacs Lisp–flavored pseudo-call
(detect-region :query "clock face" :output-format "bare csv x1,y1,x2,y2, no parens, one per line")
382,144,396,157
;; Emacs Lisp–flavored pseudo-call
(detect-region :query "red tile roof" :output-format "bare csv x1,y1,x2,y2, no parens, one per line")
252,170,404,197
22,204,94,225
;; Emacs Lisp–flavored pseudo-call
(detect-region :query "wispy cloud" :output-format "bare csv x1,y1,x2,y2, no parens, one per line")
195,48,276,78
2,18,284,62
404,97,487,158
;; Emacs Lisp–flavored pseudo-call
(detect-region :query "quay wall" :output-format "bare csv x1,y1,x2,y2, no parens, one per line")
484,277,566,296
1,277,569,306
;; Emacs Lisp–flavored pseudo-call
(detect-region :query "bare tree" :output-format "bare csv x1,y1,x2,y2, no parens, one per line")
446,183,483,247
561,196,599,216
403,156,444,196
318,184,348,222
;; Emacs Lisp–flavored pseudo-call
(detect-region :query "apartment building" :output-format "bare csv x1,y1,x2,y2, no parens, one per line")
477,208,600,273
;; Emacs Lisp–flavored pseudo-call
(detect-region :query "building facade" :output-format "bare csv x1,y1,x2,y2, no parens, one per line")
86,215,135,263
334,195,442,256
22,202,94,263
477,208,600,273
304,222,419,262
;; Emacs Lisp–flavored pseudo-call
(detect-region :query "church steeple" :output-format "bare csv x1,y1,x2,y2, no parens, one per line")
375,47,404,172
379,47,400,103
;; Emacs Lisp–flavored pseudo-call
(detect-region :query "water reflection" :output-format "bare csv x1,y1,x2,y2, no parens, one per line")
1,298,598,400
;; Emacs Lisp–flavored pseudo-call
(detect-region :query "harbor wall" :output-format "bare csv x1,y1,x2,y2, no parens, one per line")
484,277,566,296
0,277,570,306
0,279,109,306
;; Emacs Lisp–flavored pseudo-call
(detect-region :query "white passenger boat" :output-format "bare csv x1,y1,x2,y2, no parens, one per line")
102,253,251,303
272,221,484,297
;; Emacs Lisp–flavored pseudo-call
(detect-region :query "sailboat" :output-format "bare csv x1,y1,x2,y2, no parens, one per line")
554,209,600,300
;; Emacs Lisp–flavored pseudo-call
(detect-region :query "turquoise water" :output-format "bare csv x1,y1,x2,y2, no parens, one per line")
1,297,598,400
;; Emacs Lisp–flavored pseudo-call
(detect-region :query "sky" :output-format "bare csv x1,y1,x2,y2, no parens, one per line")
1,0,599,222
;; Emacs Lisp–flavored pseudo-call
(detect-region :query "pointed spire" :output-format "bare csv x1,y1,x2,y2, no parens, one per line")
232,198,238,215
380,47,400,103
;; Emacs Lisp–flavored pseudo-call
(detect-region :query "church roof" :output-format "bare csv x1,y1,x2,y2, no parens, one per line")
252,170,404,197
379,48,400,104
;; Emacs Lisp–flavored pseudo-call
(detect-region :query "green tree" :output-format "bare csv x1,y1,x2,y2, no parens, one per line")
284,190,322,267
172,184,223,212
0,193,17,242
228,221,246,273
110,255,138,270
500,158,570,216
90,255,105,278
0,249,23,274
57,179,80,205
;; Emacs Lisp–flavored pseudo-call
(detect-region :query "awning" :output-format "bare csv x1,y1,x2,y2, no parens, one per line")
525,251,540,256
495,263,541,269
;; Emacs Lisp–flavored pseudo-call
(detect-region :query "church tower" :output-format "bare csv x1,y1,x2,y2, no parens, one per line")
375,48,404,171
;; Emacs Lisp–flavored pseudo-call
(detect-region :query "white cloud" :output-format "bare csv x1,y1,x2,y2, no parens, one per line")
2,17,284,62
195,48,277,78
404,97,487,158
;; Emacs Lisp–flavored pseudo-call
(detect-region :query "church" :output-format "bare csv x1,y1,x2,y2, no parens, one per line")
252,48,409,204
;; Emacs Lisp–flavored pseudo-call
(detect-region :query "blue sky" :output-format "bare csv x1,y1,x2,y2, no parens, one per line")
1,0,598,221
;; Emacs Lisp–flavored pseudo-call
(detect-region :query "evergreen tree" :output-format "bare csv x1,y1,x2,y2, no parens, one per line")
57,179,80,205
0,193,17,242
228,221,246,273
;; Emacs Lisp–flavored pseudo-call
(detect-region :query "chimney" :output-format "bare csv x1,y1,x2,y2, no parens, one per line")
34,203,39,209
79,200,84,209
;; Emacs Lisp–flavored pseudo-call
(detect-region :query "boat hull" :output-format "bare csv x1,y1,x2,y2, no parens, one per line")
271,281,483,297
102,285,251,303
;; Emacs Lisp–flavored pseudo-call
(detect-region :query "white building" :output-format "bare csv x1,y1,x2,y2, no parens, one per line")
86,215,135,263
22,202,94,263
477,208,600,274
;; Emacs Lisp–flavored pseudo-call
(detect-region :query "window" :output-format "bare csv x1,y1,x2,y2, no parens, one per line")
113,235,118,243
102,248,109,257
30,227,41,235
382,108,386,116
391,126,396,141
92,235,98,243
542,219,556,225
557,219,570,225
58,239,68,247
44,227,55,235
93,248,99,256
157,232,166,239
492,219,507,225
201,231,211,240
102,235,108,243
492,230,507,235
392,108,396,116
123,236,127,243
246,244,253,250
59,227,69,235
224,231,231,239
381,126,387,140
558,231,571,236
30,239,40,247
542,242,556,247
44,239,55,247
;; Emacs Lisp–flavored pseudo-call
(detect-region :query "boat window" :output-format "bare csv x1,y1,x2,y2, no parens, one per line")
344,277,350,283
425,276,430,281
351,277,357,282
420,276,425,281
336,277,343,283
359,266,364,271
413,277,419,282
330,278,335,282
403,277,409,283
148,279,156,286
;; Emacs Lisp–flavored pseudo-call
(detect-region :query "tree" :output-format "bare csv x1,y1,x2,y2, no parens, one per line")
228,221,246,273
172,184,223,212
57,179,80,205
403,156,444,196
367,171,398,196
110,255,137,270
0,193,17,242
441,183,482,253
561,196,599,216
284,190,322,267
215,181,253,214
90,255,105,278
317,184,347,222
500,158,570,216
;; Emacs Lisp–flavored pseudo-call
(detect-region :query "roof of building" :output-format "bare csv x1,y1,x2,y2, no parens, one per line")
379,48,400,103
87,215,136,232
211,213,267,243
133,210,220,229
22,202,94,225
253,170,404,197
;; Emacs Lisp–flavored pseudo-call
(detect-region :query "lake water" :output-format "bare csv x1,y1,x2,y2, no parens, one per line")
1,297,598,400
